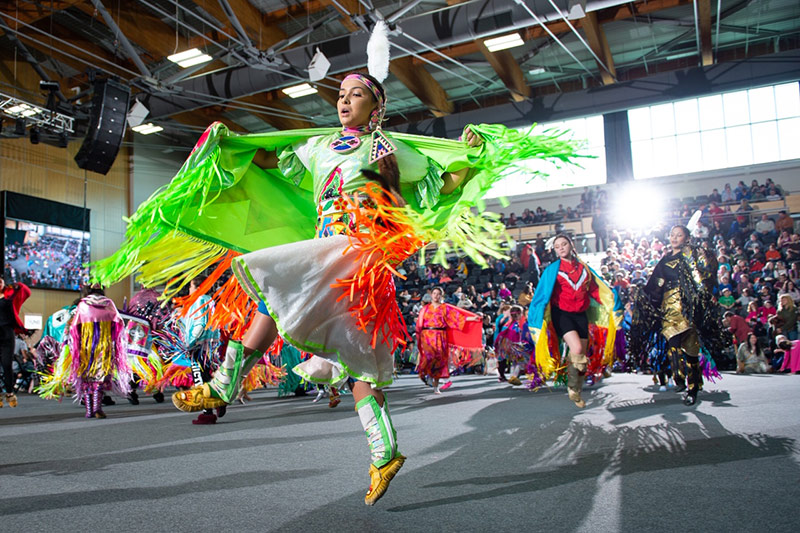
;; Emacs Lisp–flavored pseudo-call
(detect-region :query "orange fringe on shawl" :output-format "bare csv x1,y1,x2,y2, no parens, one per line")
241,360,288,393
172,250,257,339
330,184,425,351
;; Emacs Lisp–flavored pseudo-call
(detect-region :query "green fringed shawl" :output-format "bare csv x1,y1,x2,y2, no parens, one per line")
93,122,582,295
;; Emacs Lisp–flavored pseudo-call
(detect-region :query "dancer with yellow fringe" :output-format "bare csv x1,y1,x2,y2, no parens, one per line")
527,235,619,408
38,284,131,418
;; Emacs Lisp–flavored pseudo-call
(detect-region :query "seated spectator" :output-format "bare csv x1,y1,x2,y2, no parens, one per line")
735,181,750,201
780,280,800,304
759,298,778,324
721,183,736,203
749,316,767,338
456,258,468,279
777,230,792,249
497,282,512,301
709,188,722,204
777,293,798,340
518,283,533,307
745,301,760,323
744,232,761,253
521,209,534,225
693,220,710,240
765,243,782,262
507,212,518,227
783,234,800,262
737,287,757,309
737,273,753,296
710,220,726,240
613,271,630,290
736,332,770,373
736,198,754,224
773,335,797,372
718,288,735,309
766,185,783,201
755,214,777,244
555,204,566,220
775,211,793,234
724,311,752,345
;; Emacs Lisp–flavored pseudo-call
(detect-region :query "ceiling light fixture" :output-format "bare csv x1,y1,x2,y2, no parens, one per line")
484,33,525,53
7,103,40,117
528,67,547,75
282,83,318,98
131,123,164,135
167,48,213,68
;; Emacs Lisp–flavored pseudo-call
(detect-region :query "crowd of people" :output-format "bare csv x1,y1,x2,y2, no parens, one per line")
392,180,798,382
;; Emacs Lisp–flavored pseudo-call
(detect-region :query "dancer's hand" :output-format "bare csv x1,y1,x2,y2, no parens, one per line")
464,126,484,147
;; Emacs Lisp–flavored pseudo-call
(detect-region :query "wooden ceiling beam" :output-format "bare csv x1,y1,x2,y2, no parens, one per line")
0,0,84,25
172,109,245,134
319,0,361,32
697,0,713,66
581,11,616,85
389,56,453,117
191,0,287,49
477,42,531,102
413,0,692,65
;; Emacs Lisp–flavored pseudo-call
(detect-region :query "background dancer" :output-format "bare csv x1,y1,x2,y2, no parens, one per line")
0,278,30,408
40,284,131,418
528,235,618,408
629,225,730,406
416,286,481,394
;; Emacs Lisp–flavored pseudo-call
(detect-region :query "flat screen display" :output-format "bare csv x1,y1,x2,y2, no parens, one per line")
4,217,91,291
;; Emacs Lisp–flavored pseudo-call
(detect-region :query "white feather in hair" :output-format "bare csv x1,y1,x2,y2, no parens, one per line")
367,20,391,82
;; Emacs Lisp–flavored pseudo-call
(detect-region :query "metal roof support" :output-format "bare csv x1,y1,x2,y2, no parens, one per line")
546,0,616,82
388,40,492,93
714,0,722,58
152,0,244,49
0,11,140,80
217,0,256,48
692,0,703,64
394,28,498,87
88,0,152,78
268,12,340,55
0,16,67,103
513,0,599,81
386,0,426,24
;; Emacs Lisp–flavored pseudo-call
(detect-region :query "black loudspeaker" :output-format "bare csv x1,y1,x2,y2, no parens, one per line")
74,79,131,175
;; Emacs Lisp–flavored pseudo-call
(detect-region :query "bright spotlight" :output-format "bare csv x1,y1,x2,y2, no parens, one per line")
613,184,665,230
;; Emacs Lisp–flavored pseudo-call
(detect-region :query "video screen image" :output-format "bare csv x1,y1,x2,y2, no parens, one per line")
4,218,91,291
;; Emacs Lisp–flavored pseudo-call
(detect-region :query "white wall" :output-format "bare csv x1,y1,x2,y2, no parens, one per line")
131,141,189,211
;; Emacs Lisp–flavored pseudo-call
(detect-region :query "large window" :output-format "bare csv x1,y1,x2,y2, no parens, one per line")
484,115,606,199
629,82,800,179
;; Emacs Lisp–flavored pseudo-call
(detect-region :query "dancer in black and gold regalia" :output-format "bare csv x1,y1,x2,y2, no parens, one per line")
629,225,730,406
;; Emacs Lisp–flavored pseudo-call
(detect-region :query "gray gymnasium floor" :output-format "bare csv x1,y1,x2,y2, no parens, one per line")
1,372,798,532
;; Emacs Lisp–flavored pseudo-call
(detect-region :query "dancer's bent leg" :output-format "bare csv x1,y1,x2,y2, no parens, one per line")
353,381,405,505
